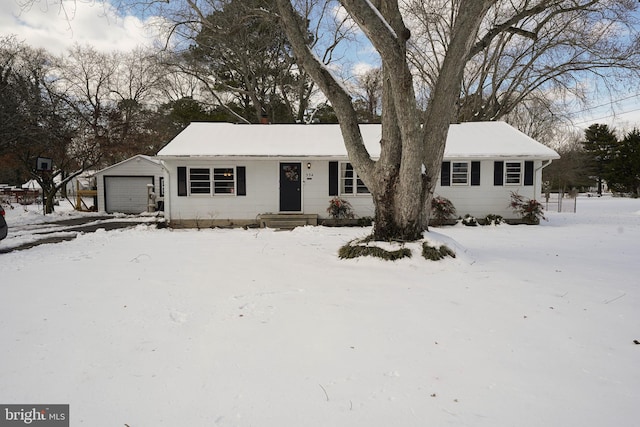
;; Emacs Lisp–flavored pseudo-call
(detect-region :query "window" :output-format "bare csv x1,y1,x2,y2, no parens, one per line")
505,162,522,185
189,168,210,194
451,162,469,185
494,161,533,186
184,167,244,196
442,161,480,186
214,168,235,194
340,163,369,195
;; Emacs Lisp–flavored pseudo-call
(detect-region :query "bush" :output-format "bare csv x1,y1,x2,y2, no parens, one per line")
461,214,478,226
509,192,546,223
327,197,354,219
422,243,456,261
431,195,456,226
339,238,412,261
338,236,455,262
483,214,503,226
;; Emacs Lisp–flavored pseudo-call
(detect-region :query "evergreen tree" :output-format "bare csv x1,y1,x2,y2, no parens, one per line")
608,129,640,197
542,140,592,192
185,0,312,124
582,124,618,195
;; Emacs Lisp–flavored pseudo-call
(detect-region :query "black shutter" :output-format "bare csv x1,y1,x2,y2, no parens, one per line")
524,161,534,186
237,166,246,196
177,166,187,196
440,161,451,186
471,161,481,186
494,161,504,186
329,161,339,196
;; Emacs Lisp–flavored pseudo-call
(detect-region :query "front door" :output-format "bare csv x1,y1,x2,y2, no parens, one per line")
279,162,302,212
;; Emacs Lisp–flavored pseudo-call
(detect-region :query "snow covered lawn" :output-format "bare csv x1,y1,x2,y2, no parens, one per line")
1,197,638,426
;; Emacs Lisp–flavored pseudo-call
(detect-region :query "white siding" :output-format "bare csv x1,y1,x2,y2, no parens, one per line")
95,156,164,213
434,159,546,219
301,161,375,220
162,157,549,224
164,160,279,222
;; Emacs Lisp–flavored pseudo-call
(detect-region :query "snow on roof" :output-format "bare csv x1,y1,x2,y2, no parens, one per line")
94,154,162,176
157,121,559,159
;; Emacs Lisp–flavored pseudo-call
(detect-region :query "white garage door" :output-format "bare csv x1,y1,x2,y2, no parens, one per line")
104,176,153,214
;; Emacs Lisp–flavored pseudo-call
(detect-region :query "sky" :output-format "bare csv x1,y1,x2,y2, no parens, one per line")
0,0,165,55
2,0,640,134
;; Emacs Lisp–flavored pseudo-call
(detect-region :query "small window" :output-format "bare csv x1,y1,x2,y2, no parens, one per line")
214,168,235,194
159,177,165,197
505,162,522,185
340,163,369,195
190,168,210,194
451,162,469,185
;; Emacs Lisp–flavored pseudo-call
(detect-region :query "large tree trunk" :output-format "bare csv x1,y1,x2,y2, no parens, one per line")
366,0,428,241
276,0,491,242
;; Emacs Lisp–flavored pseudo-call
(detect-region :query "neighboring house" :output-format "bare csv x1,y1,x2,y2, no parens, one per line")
94,155,164,214
156,121,560,227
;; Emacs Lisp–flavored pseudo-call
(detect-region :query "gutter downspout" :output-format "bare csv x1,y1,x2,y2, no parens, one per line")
535,159,553,199
160,160,171,223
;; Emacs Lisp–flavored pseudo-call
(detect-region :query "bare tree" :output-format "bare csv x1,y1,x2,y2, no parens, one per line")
50,45,118,165
106,48,169,161
353,67,383,123
0,37,100,213
274,0,640,241
407,0,640,123
276,0,494,240
49,45,167,165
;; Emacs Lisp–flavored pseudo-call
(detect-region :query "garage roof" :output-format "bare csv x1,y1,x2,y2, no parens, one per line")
94,155,161,176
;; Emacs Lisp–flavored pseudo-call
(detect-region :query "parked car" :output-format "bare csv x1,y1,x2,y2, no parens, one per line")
0,204,7,240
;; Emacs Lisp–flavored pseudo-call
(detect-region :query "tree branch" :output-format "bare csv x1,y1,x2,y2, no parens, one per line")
274,0,374,174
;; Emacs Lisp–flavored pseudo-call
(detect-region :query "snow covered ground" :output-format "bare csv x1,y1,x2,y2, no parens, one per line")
0,203,160,253
0,196,638,426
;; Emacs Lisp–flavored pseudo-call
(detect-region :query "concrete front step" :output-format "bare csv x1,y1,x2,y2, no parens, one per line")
257,214,318,229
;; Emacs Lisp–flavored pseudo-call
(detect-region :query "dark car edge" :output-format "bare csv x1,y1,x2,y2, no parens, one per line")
0,204,8,240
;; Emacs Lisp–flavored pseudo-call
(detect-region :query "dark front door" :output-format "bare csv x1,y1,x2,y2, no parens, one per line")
279,162,302,212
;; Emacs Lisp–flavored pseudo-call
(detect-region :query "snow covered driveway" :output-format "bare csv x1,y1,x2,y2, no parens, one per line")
0,197,638,426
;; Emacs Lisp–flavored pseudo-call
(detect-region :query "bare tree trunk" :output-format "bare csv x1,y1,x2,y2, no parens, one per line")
276,0,491,241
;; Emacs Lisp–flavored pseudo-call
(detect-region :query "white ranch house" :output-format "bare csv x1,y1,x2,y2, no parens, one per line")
156,121,559,227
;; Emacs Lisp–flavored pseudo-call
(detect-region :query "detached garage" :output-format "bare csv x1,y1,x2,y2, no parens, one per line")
94,155,164,214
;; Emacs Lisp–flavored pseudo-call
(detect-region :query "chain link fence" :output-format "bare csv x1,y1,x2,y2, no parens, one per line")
544,190,577,213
